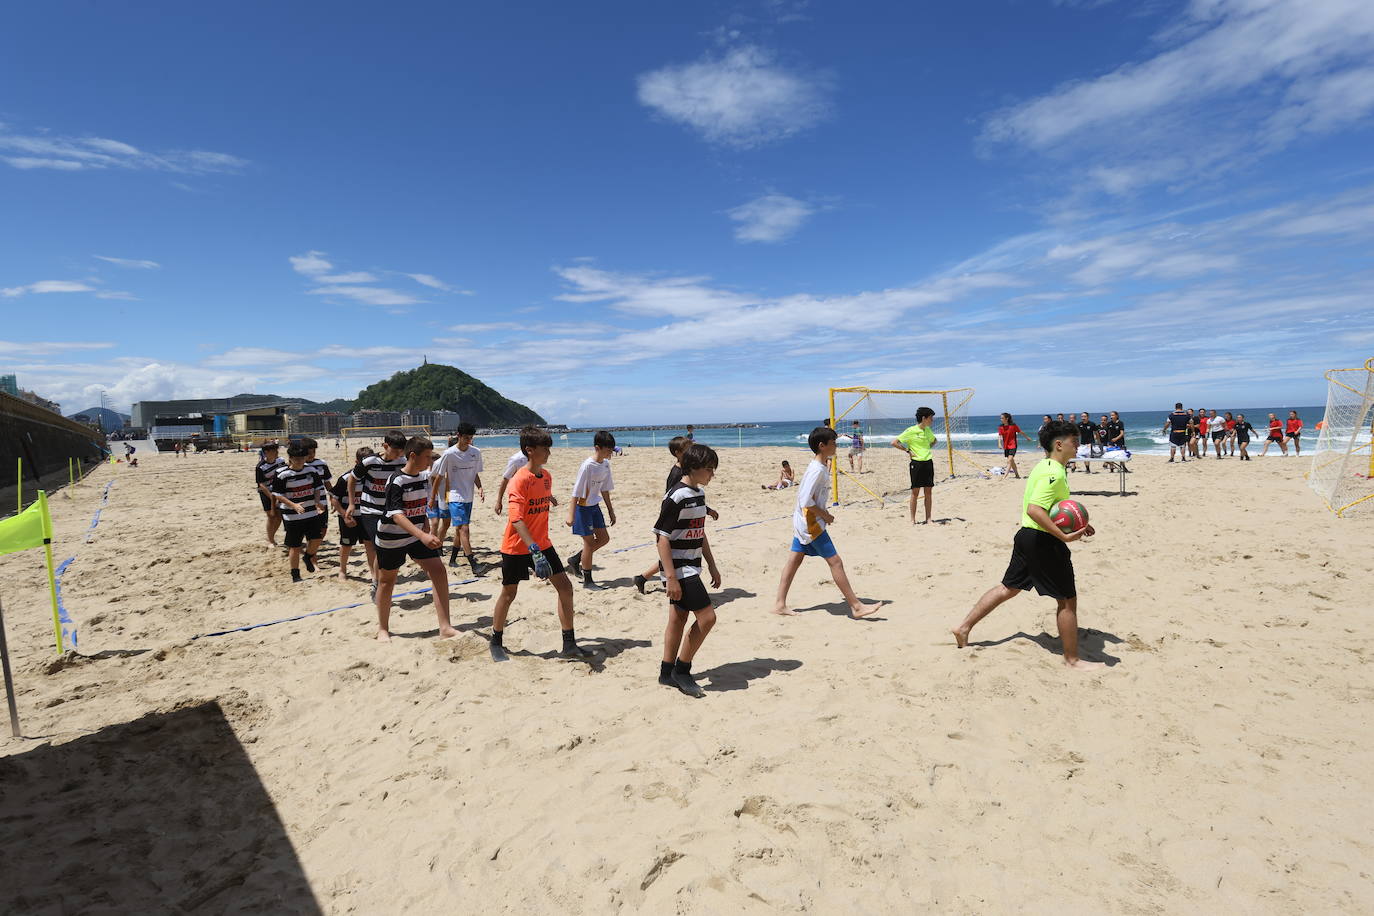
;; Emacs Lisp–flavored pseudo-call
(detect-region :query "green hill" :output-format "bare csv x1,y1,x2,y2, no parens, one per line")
353,364,546,427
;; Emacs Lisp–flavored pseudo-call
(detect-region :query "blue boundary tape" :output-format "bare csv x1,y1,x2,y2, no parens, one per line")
54,479,117,651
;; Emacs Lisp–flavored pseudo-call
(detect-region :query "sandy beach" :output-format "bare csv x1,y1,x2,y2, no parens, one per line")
2,442,1372,913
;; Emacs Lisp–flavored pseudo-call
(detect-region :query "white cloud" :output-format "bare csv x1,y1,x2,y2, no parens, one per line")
406,273,455,291
727,193,815,242
0,340,115,356
95,256,160,269
317,272,379,283
307,285,422,307
202,347,308,368
0,125,246,174
1,280,97,297
982,0,1374,194
636,45,831,148
289,251,333,276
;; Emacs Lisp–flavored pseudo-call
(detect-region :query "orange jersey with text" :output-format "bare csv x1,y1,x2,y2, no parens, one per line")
501,466,554,555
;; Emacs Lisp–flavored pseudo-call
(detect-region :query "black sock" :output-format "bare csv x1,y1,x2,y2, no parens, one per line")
583,570,594,582
673,658,691,674
290,568,302,581
491,629,503,645
304,554,316,572
660,661,673,680
562,627,576,646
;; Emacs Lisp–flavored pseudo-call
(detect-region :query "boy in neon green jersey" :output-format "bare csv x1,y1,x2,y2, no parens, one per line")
951,419,1106,671
891,406,938,524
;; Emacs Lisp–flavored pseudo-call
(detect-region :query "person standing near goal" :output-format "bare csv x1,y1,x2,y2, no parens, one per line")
892,407,938,524
848,420,866,473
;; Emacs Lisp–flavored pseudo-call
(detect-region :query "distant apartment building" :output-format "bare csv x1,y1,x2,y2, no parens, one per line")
402,409,436,429
431,409,461,433
0,374,17,397
350,410,404,429
294,412,347,436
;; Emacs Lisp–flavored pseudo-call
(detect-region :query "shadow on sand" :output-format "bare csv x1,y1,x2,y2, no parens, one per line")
0,701,320,913
970,628,1124,666
698,657,803,692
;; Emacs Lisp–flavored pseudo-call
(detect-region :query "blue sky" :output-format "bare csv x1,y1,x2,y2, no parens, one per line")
2,0,1372,424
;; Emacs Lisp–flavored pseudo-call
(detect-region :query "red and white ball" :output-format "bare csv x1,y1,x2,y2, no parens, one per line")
1050,499,1089,534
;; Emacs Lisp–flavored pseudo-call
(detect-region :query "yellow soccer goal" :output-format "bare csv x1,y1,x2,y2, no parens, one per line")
828,387,979,506
1307,358,1374,517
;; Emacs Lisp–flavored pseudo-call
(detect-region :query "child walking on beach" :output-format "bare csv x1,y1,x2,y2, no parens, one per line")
1261,413,1287,456
772,427,886,619
270,443,327,582
951,420,1104,671
432,423,485,574
346,430,407,594
997,413,1034,478
848,420,866,473
635,436,691,594
892,407,938,523
653,443,723,698
1285,411,1303,455
489,428,591,663
373,437,456,642
566,431,617,590
255,442,284,546
1234,414,1256,460
329,447,373,581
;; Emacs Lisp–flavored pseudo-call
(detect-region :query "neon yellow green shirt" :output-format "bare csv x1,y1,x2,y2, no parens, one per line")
897,424,936,461
1021,457,1069,532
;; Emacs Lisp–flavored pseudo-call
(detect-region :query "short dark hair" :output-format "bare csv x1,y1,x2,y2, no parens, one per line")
354,446,375,463
405,436,433,457
456,422,477,437
808,425,838,453
1039,419,1080,453
593,430,616,450
302,437,318,450
261,442,279,452
520,426,552,457
782,460,791,467
383,430,407,449
915,406,936,422
286,443,310,459
1175,402,1183,409
667,435,688,457
680,442,718,472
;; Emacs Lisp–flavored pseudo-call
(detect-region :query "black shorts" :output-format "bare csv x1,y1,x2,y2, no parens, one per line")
668,574,712,613
283,515,326,548
376,540,441,570
1267,433,1283,442
1001,527,1075,600
500,545,565,586
1003,447,1017,457
909,459,935,489
338,516,363,546
356,513,381,542
1287,431,1300,439
1211,430,1226,441
1169,431,1187,446
259,492,275,513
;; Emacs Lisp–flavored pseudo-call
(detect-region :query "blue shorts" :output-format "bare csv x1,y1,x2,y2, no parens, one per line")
572,504,606,537
448,501,473,526
790,531,837,559
426,503,443,520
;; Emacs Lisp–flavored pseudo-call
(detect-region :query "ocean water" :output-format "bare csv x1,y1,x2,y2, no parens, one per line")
472,407,1326,456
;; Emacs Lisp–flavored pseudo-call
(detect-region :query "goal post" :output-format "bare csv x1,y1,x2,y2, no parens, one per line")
1307,357,1374,517
341,425,432,452
828,387,978,506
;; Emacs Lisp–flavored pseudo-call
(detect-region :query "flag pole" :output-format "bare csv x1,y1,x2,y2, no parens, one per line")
38,492,62,654
16,457,21,514
0,596,20,736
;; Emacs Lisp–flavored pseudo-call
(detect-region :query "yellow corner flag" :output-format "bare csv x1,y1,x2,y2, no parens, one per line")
0,498,47,556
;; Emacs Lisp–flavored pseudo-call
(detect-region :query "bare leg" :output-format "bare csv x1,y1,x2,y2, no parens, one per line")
1007,454,1020,478
824,553,885,618
375,567,399,640
678,607,716,662
415,556,456,637
663,607,688,663
922,487,933,522
288,546,302,572
266,510,281,545
952,583,1020,647
337,543,352,580
551,572,575,630
491,584,519,632
1056,597,1105,670
771,549,806,615
458,524,473,556
908,488,919,523
362,541,379,587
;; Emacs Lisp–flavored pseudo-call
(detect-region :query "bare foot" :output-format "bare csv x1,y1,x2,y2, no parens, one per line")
952,627,970,648
850,600,886,619
376,630,391,643
1064,658,1106,670
437,626,459,639
336,573,349,582
771,604,798,616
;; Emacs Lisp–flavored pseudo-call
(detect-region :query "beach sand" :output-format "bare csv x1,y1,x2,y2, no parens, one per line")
2,443,1372,913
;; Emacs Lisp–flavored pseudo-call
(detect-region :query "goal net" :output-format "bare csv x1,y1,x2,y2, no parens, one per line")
341,425,432,452
1308,358,1374,517
828,387,978,506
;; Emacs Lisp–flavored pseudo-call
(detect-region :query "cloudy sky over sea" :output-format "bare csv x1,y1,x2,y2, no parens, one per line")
3,0,1372,423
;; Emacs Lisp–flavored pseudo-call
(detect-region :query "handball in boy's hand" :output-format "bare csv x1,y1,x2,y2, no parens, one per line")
1050,499,1089,534
531,549,552,580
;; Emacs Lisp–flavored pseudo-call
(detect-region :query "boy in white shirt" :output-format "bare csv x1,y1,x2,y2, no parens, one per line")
432,422,485,575
494,428,534,516
771,426,886,619
566,430,617,590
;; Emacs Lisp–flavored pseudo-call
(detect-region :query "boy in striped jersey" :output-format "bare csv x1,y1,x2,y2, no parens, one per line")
269,443,327,582
255,442,284,546
303,437,331,535
373,436,455,642
345,430,407,596
489,427,590,663
652,443,723,698
329,446,373,582
772,427,885,619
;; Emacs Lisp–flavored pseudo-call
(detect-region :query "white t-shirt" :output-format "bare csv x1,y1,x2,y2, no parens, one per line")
502,452,528,479
571,456,614,507
434,444,483,502
793,459,830,545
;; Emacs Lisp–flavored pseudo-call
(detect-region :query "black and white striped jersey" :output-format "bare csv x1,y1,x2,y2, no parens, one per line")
377,470,432,549
255,457,284,489
652,483,709,578
270,465,325,522
307,458,332,502
352,455,405,516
